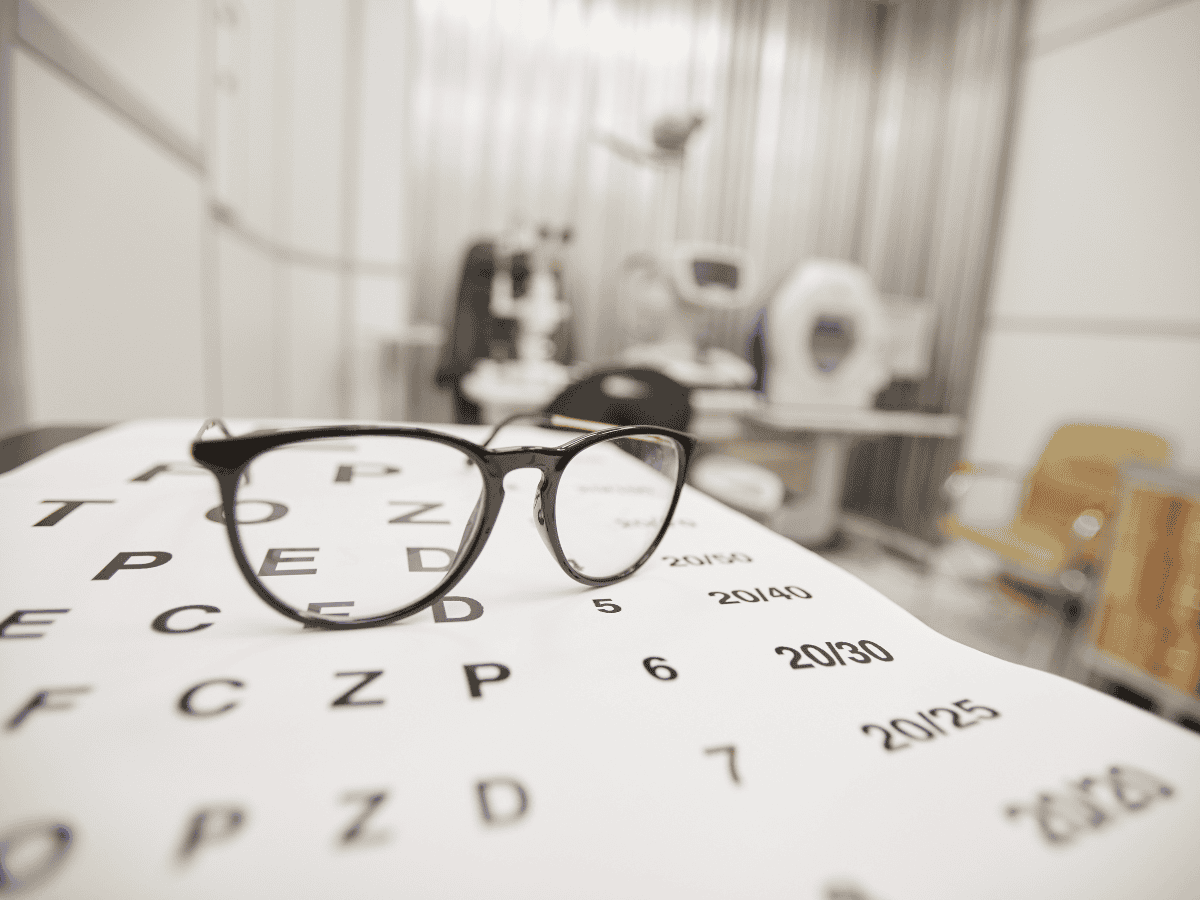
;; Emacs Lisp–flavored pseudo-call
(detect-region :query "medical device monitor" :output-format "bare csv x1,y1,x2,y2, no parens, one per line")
693,259,739,290
669,242,755,309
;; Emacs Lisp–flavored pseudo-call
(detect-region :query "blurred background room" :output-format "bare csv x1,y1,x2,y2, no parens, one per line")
1,0,1198,728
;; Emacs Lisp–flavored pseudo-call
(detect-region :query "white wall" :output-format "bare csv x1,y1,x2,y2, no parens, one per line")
36,0,202,143
966,0,1200,474
14,2,208,424
212,0,410,421
12,0,410,430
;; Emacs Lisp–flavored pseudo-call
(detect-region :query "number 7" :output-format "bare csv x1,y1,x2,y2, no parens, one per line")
704,745,740,785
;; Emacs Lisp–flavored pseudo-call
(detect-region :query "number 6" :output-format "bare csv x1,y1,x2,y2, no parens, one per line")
643,657,678,680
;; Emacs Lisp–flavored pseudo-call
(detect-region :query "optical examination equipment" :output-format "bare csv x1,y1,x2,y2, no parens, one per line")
459,225,575,424
694,259,959,545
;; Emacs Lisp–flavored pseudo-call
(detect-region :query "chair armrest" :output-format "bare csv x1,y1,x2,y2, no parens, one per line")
1071,509,1104,541
941,461,1024,502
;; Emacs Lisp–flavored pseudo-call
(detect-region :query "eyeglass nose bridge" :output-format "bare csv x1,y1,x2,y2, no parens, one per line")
483,446,569,568
484,446,567,477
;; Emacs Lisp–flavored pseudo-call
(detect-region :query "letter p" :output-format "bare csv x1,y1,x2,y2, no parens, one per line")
92,552,173,581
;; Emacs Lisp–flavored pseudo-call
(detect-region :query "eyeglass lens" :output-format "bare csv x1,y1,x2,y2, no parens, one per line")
555,434,682,579
234,436,485,624
230,431,682,624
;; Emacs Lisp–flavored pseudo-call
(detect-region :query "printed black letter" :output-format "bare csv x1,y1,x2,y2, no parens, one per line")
205,500,288,525
0,609,69,639
406,547,454,573
340,791,389,846
178,679,244,717
388,502,449,524
152,606,220,634
332,671,385,707
130,462,205,483
464,663,510,699
33,500,113,527
335,464,399,483
92,551,172,580
5,687,91,731
178,807,246,861
476,778,529,825
258,548,318,576
432,597,483,623
0,822,73,891
302,602,355,629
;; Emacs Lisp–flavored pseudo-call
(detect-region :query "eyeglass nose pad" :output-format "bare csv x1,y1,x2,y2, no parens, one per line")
532,477,559,560
452,492,488,566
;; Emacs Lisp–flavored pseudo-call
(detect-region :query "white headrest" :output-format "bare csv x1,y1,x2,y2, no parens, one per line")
765,259,891,408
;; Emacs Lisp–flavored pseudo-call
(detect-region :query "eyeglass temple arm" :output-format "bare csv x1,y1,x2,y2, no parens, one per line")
479,412,618,449
193,418,254,485
194,418,234,442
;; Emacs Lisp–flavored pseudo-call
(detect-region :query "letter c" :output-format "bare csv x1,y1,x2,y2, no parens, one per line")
152,605,220,634
178,679,244,717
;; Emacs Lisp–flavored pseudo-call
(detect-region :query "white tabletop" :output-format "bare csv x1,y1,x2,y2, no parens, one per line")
1,420,1196,897
747,404,963,438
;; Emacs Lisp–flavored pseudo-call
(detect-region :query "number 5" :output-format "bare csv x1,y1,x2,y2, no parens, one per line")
592,599,621,614
953,699,999,719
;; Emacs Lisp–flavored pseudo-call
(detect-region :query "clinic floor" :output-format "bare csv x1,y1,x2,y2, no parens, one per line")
817,534,1064,674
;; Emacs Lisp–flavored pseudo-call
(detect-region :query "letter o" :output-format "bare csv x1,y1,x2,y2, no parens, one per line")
205,501,288,525
0,822,73,890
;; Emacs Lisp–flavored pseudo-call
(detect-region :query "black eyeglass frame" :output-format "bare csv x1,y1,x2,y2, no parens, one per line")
192,419,697,629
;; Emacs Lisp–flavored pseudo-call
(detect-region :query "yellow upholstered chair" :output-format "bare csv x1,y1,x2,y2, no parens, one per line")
942,425,1171,594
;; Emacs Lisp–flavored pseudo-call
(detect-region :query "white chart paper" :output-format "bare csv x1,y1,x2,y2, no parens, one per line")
0,420,1197,899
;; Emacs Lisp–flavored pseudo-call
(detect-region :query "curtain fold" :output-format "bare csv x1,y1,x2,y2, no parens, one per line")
844,0,1025,537
409,0,885,362
407,0,1026,538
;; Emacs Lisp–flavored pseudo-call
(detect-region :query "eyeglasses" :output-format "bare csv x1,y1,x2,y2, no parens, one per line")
192,416,697,629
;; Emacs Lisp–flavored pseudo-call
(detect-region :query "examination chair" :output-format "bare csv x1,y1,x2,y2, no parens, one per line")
940,424,1171,670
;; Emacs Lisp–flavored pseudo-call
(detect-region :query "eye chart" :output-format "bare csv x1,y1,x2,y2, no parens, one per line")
1,421,1197,900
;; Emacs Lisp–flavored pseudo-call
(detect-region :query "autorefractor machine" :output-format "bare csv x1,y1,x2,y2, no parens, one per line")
691,258,947,545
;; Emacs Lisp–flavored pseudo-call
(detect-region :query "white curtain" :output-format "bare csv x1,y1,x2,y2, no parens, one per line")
408,0,881,362
848,0,1026,535
407,0,1026,533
